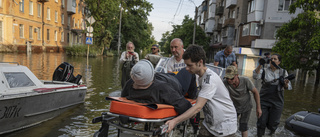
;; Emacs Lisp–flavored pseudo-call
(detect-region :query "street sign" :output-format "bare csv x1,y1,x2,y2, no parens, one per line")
86,33,93,37
86,37,93,45
87,26,93,33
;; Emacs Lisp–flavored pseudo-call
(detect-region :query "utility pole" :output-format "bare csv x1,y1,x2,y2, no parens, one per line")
193,6,198,45
117,2,123,55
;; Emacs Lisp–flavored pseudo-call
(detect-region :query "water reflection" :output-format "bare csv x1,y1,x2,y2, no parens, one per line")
0,53,319,137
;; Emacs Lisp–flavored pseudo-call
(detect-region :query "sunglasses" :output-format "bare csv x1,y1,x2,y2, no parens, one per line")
151,48,157,50
226,77,235,81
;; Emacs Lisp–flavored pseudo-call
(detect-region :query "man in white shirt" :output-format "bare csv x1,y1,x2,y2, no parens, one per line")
166,38,186,73
166,45,237,137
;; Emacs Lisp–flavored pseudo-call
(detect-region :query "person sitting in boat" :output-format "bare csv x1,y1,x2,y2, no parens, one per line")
121,59,192,115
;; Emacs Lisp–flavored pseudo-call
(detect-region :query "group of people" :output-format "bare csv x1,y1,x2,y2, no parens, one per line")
118,39,292,137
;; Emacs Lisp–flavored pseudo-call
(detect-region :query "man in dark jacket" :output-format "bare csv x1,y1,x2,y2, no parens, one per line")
121,59,192,114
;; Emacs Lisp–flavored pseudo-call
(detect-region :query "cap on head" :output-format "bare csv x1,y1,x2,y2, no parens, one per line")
152,44,159,48
130,59,155,86
224,65,238,79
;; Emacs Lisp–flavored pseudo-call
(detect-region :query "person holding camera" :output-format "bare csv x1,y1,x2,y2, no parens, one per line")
120,41,139,88
253,54,292,137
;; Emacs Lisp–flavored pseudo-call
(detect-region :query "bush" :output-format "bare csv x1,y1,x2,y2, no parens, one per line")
65,44,100,57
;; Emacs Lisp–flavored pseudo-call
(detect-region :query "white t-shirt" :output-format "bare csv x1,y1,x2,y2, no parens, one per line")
198,68,237,136
166,56,186,73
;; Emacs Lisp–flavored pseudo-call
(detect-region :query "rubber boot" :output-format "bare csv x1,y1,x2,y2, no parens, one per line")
257,128,265,137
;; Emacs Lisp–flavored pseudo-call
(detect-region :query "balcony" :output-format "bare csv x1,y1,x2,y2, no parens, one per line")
67,0,76,14
224,18,235,26
214,23,222,31
226,0,237,9
215,6,224,16
38,0,49,2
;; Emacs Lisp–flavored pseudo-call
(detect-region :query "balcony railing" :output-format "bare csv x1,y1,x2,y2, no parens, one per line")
38,0,49,2
224,18,235,26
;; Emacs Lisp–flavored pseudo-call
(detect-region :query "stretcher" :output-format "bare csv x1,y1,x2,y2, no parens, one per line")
92,97,198,137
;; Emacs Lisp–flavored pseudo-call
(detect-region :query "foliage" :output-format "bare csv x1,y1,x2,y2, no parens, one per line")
65,45,100,57
159,16,211,54
272,0,320,84
85,0,156,55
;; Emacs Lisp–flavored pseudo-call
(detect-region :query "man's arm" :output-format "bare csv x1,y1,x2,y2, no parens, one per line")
232,61,237,68
251,87,262,118
165,97,208,132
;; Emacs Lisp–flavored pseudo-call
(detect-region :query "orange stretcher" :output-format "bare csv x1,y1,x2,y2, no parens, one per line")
92,97,197,137
107,97,196,119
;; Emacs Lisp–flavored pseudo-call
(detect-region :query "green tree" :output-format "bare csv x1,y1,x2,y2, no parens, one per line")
272,0,320,84
160,16,210,54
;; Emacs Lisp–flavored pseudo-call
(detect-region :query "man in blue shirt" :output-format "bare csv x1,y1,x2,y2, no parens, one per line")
214,46,237,68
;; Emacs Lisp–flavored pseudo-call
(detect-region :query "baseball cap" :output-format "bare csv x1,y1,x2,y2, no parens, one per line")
224,65,238,79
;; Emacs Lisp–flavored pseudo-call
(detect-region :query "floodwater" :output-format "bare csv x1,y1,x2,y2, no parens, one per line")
0,52,319,137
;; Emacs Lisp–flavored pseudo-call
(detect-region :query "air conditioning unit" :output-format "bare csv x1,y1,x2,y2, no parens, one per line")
34,28,38,33
259,19,264,25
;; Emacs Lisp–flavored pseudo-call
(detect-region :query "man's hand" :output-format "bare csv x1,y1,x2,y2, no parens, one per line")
165,119,178,133
256,108,262,118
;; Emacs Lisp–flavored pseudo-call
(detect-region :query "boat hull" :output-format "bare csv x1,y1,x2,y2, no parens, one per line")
0,88,86,135
285,111,320,137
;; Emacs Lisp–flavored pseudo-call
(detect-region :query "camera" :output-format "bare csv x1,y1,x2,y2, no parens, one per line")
279,74,295,86
259,58,266,65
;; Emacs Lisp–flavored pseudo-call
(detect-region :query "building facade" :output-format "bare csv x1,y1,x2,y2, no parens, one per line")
0,0,86,53
198,0,302,74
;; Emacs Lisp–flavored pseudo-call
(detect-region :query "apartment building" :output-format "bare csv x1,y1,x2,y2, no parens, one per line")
198,0,302,74
0,0,86,53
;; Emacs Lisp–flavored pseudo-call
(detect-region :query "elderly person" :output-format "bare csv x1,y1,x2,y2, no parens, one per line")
121,60,192,114
167,38,186,73
120,41,139,88
253,53,292,137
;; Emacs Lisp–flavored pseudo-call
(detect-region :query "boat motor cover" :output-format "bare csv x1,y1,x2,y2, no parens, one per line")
52,62,82,84
285,111,320,136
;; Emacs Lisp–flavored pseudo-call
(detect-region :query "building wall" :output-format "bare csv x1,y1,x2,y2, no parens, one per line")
0,0,86,53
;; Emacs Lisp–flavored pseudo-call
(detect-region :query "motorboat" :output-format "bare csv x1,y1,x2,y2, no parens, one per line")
285,110,320,137
0,62,87,135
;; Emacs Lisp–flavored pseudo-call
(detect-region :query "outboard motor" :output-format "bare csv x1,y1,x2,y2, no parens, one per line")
52,62,82,85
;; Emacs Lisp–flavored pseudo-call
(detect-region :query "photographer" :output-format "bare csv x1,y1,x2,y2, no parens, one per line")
120,41,139,88
253,54,292,137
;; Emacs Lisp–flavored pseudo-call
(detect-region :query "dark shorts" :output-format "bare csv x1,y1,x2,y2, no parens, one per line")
237,109,251,132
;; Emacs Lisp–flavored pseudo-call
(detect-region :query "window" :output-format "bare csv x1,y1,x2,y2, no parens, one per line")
72,0,76,7
274,26,281,38
78,3,80,12
54,30,57,41
55,11,58,22
47,29,50,40
0,21,2,42
77,19,79,27
61,0,65,8
248,0,255,13
0,0,2,7
67,33,69,42
236,7,239,19
29,26,33,39
19,24,24,38
4,72,35,88
19,0,24,12
242,24,249,36
61,32,64,42
29,1,33,15
222,28,228,37
37,4,41,17
47,8,50,20
73,18,75,27
61,14,64,24
37,27,41,40
250,23,260,36
68,15,70,26
278,0,293,11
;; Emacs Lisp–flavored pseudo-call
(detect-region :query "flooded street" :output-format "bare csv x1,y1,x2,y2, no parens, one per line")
0,52,319,137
